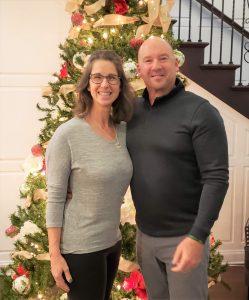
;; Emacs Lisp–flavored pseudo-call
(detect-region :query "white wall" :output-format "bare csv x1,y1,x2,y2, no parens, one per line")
0,0,69,266
185,77,249,264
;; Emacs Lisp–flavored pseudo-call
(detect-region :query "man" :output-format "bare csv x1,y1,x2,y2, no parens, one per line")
126,37,229,300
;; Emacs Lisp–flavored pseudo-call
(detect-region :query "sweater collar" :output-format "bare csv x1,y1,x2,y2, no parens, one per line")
142,78,184,108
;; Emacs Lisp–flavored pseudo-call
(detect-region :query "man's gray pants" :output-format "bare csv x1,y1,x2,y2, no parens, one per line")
136,229,209,300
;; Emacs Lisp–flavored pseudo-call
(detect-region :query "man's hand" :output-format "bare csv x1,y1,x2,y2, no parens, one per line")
171,237,204,273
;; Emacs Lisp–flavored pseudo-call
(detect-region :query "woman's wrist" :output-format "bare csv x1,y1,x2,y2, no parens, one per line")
49,249,61,257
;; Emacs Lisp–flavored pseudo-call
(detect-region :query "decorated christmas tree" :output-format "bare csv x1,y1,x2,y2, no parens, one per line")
0,0,227,299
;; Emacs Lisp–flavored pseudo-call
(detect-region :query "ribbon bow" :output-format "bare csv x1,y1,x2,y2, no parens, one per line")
136,0,175,38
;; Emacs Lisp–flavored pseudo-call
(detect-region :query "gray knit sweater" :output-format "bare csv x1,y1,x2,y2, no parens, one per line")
46,117,133,254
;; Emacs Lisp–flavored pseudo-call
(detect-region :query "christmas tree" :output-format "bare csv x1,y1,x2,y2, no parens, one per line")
0,0,227,299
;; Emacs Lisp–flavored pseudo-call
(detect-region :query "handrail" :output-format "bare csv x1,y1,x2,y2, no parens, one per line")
194,0,249,40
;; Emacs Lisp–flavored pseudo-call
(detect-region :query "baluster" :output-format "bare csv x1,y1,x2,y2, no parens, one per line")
229,0,235,64
187,0,192,42
218,0,225,64
198,0,203,42
208,0,214,64
238,0,246,86
178,0,182,40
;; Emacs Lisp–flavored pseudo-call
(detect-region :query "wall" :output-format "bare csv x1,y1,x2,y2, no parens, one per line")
185,76,249,263
0,0,69,266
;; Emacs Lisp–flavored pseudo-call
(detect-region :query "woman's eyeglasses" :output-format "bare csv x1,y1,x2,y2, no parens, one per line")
90,73,120,85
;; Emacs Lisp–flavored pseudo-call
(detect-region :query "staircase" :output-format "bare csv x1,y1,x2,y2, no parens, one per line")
172,0,249,118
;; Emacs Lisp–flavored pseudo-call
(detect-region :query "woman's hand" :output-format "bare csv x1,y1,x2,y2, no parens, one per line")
50,253,73,292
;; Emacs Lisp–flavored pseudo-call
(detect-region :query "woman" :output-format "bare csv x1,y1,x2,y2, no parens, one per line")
46,50,135,300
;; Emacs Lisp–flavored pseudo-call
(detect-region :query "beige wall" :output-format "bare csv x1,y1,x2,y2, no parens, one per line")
0,0,69,265
185,78,249,264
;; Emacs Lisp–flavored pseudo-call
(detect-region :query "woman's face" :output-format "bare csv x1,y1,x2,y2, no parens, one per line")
88,59,121,109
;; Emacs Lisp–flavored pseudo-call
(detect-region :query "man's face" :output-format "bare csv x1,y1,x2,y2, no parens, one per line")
137,38,179,97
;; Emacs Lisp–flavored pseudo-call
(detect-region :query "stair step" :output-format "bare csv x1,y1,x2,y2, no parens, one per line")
180,42,209,48
200,64,240,70
231,85,249,91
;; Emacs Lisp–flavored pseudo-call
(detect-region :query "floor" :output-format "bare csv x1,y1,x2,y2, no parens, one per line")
209,266,248,300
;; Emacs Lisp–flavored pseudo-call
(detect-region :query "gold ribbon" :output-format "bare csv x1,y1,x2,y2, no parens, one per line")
42,86,53,97
33,189,47,202
130,78,146,91
68,26,81,39
12,251,34,259
84,0,106,15
59,84,76,96
93,14,139,27
36,253,50,261
118,256,139,272
12,251,50,261
24,195,32,208
136,0,175,38
65,0,84,13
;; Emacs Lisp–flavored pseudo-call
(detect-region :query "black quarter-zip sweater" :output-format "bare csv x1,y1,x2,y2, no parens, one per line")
127,78,229,243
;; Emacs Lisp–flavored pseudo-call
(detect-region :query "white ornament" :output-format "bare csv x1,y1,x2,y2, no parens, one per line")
121,188,136,225
15,220,42,243
173,49,185,67
19,183,29,196
123,59,137,79
60,293,68,300
73,52,87,71
22,155,43,176
6,268,16,278
12,275,30,295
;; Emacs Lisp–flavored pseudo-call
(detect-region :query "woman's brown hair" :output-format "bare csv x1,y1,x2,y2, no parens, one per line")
74,50,135,123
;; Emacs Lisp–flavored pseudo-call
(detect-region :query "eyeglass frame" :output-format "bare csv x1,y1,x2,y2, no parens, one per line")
89,73,121,85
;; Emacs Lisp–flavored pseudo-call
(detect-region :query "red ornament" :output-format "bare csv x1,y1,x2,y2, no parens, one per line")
122,270,147,299
130,37,144,49
12,264,29,280
59,63,68,79
71,12,84,26
209,233,215,246
135,287,147,300
31,144,43,157
5,225,19,238
113,0,128,15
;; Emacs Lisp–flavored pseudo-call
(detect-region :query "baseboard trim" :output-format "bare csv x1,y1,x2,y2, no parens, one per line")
220,249,244,264
0,251,12,267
